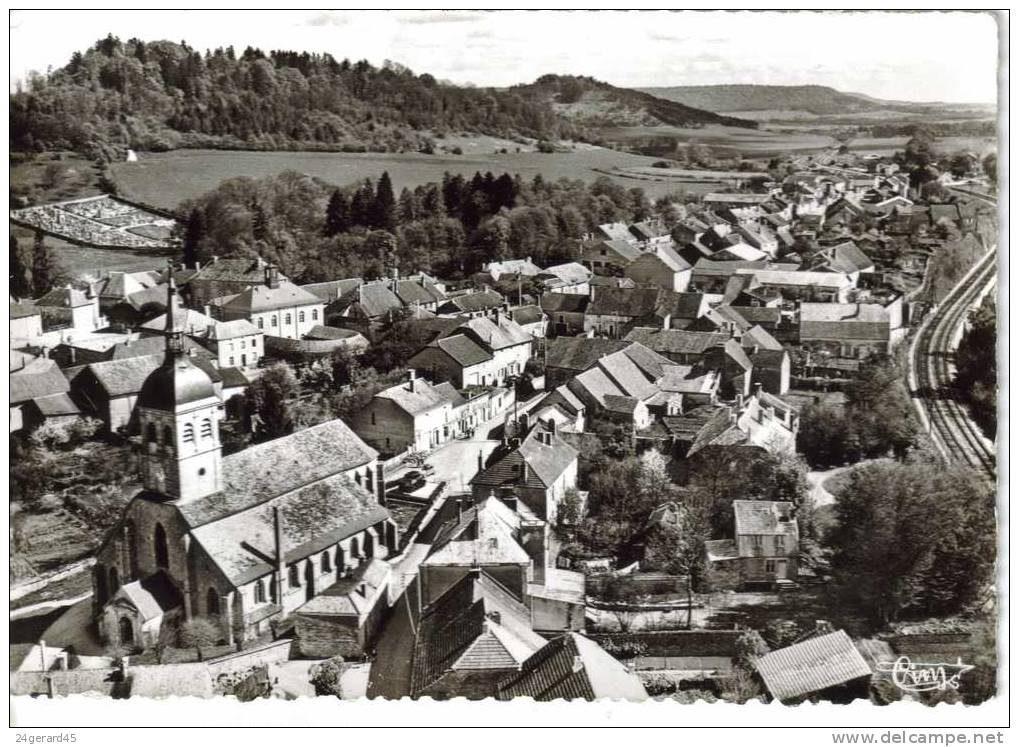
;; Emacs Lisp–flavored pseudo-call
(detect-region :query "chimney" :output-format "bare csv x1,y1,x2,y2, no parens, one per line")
468,567,482,581
407,369,416,393
477,450,484,473
273,506,285,591
194,260,201,271
376,462,386,506
548,419,557,437
357,583,367,597
589,286,595,302
212,255,219,264
502,495,518,513
520,461,529,482
487,610,502,626
457,498,465,524
265,264,280,290
204,304,211,318
753,382,763,399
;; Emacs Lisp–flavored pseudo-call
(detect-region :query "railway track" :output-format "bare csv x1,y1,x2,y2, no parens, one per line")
910,246,998,484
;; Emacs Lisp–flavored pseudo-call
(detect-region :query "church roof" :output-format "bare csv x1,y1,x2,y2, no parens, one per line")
136,353,218,412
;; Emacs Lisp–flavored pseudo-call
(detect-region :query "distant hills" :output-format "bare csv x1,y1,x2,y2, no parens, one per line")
511,75,758,130
637,84,994,119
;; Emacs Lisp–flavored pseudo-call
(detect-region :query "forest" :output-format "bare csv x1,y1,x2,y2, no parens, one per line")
10,35,591,160
180,169,661,284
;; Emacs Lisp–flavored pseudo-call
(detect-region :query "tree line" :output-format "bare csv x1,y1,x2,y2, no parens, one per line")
10,35,589,159
179,169,655,283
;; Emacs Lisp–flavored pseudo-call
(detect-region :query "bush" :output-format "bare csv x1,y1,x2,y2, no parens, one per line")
310,656,348,698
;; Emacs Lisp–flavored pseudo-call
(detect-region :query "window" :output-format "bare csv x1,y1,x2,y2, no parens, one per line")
146,423,157,442
285,313,292,325
206,588,220,615
271,315,278,327
229,356,235,366
765,560,777,574
350,537,360,559
366,469,374,494
288,564,300,587
182,423,195,444
254,580,266,604
269,578,277,603
163,425,173,445
154,523,169,569
257,319,264,330
370,412,376,425
109,566,120,594
321,551,331,573
774,535,786,553
95,565,109,605
299,311,305,323
200,419,213,440
335,547,345,577
312,309,319,321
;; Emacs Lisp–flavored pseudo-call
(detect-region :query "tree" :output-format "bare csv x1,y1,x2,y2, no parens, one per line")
310,656,348,698
244,363,298,440
177,617,221,662
955,297,997,436
10,234,31,298
982,152,997,185
371,171,396,231
827,460,995,625
844,355,918,459
30,232,68,297
324,189,349,237
601,576,644,633
349,180,375,228
181,208,205,269
558,487,584,529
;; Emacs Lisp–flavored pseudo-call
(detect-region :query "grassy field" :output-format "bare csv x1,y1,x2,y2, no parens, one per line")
109,145,697,210
10,225,170,281
846,135,998,157
601,123,836,157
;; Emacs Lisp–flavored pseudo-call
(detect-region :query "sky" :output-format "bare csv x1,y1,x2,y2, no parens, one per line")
9,10,1000,104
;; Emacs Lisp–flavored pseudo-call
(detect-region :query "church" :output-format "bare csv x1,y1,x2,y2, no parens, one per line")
93,278,398,652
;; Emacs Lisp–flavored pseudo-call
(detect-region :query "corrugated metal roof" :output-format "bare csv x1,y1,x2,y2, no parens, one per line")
755,630,872,702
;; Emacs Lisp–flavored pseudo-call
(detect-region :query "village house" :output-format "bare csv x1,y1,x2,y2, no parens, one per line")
807,240,875,282
35,285,105,334
210,264,324,341
201,319,265,370
470,425,579,525
705,500,799,590
623,328,729,365
482,258,543,282
178,256,281,308
409,569,548,700
300,277,364,306
536,262,593,295
496,632,648,702
509,305,547,339
581,239,643,273
92,287,396,653
330,279,405,335
9,353,80,433
408,313,533,388
10,302,43,346
623,245,693,293
798,299,905,359
735,268,855,304
435,288,506,319
293,558,391,658
540,293,589,337
583,287,709,338
351,371,459,454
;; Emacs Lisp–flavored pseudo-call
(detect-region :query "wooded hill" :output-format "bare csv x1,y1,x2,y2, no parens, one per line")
513,75,757,129
9,36,593,159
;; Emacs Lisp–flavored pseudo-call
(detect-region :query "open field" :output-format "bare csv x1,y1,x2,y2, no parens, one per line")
600,123,837,157
846,135,998,157
10,152,103,206
110,146,698,210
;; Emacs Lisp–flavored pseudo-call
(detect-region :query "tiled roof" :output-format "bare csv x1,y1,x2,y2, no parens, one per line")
84,353,165,397
583,239,642,264
189,470,388,586
510,305,544,326
35,286,93,308
588,275,636,289
544,337,629,372
597,222,635,243
442,290,505,313
141,307,216,336
111,571,182,622
471,428,578,491
340,281,403,319
10,358,69,404
540,293,589,314
799,303,890,342
741,325,784,352
218,281,321,314
376,376,455,417
207,319,262,340
705,539,739,562
587,287,663,318
297,558,390,617
733,500,797,536
180,419,378,529
411,571,546,696
624,328,727,356
497,633,648,701
729,306,781,326
10,302,40,319
30,392,81,417
429,334,493,367
190,257,277,283
597,350,658,400
692,258,769,277
460,315,532,350
738,269,852,289
487,258,542,278
755,630,872,702
300,278,364,302
538,262,591,287
395,278,445,306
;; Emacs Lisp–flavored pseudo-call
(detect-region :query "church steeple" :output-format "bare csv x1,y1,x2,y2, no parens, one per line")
136,261,223,501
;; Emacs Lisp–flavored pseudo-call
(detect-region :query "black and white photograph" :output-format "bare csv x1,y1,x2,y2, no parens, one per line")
7,7,1007,736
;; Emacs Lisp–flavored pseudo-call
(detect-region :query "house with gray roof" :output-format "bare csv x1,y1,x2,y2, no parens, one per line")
470,425,579,525
9,355,79,433
798,300,904,359
497,632,648,702
351,371,462,454
624,245,693,293
211,266,325,341
580,238,643,273
706,500,799,590
408,313,533,389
